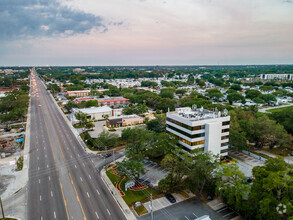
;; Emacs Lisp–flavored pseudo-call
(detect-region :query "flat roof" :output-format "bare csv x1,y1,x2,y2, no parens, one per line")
73,106,112,114
168,107,229,121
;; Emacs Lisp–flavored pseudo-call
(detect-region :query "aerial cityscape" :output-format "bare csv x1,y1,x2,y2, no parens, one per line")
0,1,293,220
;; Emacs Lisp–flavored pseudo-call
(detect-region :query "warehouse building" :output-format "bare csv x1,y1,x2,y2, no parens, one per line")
106,114,144,128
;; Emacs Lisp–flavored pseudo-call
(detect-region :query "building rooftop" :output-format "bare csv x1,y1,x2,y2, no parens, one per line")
108,114,140,120
168,107,229,121
73,106,112,114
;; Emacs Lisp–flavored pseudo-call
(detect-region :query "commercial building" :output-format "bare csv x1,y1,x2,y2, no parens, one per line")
166,107,230,156
106,114,144,128
72,106,112,120
67,90,91,97
97,97,130,108
260,74,293,80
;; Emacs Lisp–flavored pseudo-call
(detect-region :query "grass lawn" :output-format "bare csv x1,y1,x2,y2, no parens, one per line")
134,205,148,216
267,106,293,113
263,148,292,156
106,169,160,206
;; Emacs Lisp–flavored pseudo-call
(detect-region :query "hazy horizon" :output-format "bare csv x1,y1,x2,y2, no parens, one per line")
1,0,293,66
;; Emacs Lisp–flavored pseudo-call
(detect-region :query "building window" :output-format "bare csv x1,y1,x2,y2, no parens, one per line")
222,128,230,133
167,125,205,138
220,149,229,154
221,135,229,140
221,142,228,147
179,137,205,146
167,118,205,131
222,121,230,126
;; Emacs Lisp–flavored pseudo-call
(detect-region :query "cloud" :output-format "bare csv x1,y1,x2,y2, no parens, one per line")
0,0,111,40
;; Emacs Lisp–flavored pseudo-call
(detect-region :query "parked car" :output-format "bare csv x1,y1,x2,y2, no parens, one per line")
102,153,112,158
165,194,176,203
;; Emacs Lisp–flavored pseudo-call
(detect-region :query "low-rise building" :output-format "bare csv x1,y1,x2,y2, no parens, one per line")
106,114,144,128
97,96,129,108
67,90,91,97
166,107,230,156
72,106,112,120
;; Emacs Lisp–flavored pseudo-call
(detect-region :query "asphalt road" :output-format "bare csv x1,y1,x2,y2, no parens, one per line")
26,69,126,220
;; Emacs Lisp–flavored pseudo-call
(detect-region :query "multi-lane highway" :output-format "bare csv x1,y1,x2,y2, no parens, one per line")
27,69,126,220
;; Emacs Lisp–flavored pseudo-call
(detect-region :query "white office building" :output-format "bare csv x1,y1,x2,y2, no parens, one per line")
166,107,230,156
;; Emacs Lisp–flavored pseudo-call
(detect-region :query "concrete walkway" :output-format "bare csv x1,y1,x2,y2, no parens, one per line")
100,156,136,220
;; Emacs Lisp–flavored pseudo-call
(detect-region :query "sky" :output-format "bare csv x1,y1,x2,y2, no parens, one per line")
1,0,293,66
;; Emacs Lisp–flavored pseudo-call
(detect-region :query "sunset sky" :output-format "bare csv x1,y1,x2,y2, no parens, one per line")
1,0,293,66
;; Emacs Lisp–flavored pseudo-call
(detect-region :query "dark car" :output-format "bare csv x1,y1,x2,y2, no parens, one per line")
165,194,176,203
102,153,112,158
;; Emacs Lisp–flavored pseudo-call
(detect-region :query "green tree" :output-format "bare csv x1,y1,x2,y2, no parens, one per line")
117,159,144,180
248,157,293,220
75,111,88,127
245,89,262,100
185,152,219,196
216,163,250,212
160,88,174,99
96,130,119,149
146,115,166,133
227,92,245,104
206,88,223,99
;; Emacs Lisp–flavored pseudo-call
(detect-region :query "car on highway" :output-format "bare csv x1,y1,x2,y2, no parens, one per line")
165,194,176,203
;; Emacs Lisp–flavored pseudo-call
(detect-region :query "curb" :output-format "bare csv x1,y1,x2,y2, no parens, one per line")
100,168,136,220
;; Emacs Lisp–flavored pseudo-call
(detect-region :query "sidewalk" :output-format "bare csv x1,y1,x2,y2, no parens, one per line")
100,156,136,220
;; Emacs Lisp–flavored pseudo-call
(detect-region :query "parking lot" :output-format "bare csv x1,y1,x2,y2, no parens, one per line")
228,149,264,177
139,159,169,188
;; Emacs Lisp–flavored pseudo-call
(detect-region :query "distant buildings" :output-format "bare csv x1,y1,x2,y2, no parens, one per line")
74,96,130,108
0,87,20,94
260,74,293,80
166,107,230,156
67,90,91,97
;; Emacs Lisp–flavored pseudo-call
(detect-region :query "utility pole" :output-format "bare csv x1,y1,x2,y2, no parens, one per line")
150,193,153,220
0,197,5,219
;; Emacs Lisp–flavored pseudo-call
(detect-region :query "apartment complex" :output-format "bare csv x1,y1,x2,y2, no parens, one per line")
261,74,293,80
166,107,230,156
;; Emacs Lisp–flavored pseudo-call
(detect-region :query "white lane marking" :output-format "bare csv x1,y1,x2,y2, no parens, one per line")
40,195,42,201
107,209,111,215
45,154,47,158
82,163,85,167
41,216,43,220
70,155,73,158
89,175,91,179
47,164,49,168
39,179,40,184
77,154,80,157
54,211,56,219
193,213,198,218
51,191,53,197
185,216,189,220
75,165,77,168
49,176,51,181
67,147,69,150
87,192,90,198
80,177,83,182
38,167,40,170
37,157,39,160
95,212,99,219
96,189,100,195
37,148,38,151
